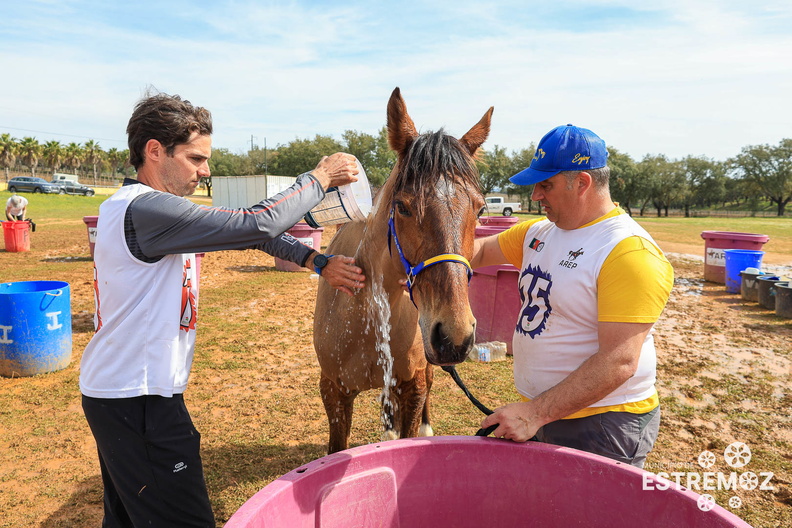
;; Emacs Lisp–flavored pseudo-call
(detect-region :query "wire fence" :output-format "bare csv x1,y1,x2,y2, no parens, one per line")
632,209,790,218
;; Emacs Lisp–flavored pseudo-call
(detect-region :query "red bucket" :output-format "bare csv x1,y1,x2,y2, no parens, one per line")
3,221,30,252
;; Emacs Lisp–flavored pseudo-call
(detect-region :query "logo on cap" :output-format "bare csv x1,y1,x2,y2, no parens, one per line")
572,154,591,166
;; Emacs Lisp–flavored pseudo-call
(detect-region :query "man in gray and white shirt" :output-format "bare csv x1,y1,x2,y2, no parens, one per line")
81,92,365,528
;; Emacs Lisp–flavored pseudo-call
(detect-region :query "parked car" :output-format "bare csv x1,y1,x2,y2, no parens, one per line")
7,176,62,194
484,196,522,216
51,173,80,184
52,180,96,196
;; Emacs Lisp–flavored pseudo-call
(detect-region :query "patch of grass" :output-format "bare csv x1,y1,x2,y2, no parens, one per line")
660,396,697,419
700,322,722,333
660,357,716,378
215,359,255,371
0,190,104,218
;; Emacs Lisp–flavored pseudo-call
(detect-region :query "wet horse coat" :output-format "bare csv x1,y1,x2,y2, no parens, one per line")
313,88,493,453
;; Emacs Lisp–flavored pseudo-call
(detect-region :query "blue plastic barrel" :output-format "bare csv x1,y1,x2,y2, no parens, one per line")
0,281,72,377
724,249,764,294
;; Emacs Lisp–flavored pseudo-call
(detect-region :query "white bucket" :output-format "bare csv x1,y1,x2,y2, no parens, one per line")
304,160,373,227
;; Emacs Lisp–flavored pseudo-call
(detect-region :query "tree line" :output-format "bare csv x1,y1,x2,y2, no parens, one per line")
0,134,131,185
2,130,790,216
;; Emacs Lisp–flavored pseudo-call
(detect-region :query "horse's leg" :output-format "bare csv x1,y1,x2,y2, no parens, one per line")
380,390,399,442
395,370,429,439
419,365,434,437
320,374,358,454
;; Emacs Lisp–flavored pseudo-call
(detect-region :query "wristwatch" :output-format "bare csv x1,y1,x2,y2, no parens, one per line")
313,253,332,275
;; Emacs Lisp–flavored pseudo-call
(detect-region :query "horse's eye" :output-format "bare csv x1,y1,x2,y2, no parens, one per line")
477,207,486,217
396,202,411,217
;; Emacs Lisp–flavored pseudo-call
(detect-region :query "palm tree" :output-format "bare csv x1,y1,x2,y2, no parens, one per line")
120,149,132,177
63,142,84,175
18,137,43,177
0,133,17,182
43,140,64,177
106,148,128,183
84,139,103,185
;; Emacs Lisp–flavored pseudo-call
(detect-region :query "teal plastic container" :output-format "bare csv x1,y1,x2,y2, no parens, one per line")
0,281,72,377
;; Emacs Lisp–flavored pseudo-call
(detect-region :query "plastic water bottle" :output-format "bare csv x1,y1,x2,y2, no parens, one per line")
469,341,508,362
476,344,491,362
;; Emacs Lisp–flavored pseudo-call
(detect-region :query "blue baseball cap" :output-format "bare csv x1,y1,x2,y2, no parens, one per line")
510,124,608,185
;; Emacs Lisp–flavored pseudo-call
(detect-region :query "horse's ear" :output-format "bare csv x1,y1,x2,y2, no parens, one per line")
387,87,418,155
460,107,494,155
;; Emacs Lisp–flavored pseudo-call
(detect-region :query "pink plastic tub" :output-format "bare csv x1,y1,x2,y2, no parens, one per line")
700,231,769,283
469,224,520,353
473,224,508,239
468,266,520,354
478,215,519,227
226,436,749,528
274,223,324,272
82,215,99,259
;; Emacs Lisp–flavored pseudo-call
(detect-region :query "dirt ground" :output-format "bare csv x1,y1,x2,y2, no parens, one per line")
1,224,791,527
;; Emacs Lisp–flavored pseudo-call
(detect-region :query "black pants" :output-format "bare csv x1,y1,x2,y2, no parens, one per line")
82,394,215,528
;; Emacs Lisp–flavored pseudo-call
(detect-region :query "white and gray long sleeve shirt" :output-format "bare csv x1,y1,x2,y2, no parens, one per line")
79,172,325,398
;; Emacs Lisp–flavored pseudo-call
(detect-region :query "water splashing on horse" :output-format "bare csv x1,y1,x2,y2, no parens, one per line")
314,87,493,454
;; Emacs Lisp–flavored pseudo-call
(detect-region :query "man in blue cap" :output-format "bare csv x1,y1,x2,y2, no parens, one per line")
473,124,674,468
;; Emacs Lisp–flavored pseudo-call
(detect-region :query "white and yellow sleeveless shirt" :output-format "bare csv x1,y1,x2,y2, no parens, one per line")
497,207,673,418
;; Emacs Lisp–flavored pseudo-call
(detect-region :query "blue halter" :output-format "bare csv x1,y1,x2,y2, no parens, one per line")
387,207,474,307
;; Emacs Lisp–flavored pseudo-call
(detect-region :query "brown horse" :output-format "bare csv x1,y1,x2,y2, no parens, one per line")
313,87,493,454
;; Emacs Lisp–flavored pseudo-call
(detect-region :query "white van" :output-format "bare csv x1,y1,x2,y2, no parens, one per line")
52,173,79,184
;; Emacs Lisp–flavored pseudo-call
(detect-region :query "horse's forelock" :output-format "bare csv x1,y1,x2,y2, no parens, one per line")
393,130,481,217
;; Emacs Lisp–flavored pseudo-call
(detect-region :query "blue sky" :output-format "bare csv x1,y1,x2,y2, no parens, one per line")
2,0,792,164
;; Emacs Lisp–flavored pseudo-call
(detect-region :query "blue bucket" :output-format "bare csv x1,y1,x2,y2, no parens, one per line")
724,249,764,294
0,281,72,377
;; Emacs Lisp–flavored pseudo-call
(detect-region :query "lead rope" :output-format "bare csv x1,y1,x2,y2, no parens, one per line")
441,365,499,437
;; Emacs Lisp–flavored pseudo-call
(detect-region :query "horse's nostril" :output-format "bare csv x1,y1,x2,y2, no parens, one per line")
430,322,446,351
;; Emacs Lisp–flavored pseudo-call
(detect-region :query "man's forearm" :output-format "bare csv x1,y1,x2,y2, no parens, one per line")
529,350,638,425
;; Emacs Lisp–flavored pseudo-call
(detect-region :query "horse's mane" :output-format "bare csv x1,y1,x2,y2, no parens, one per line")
391,129,481,218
